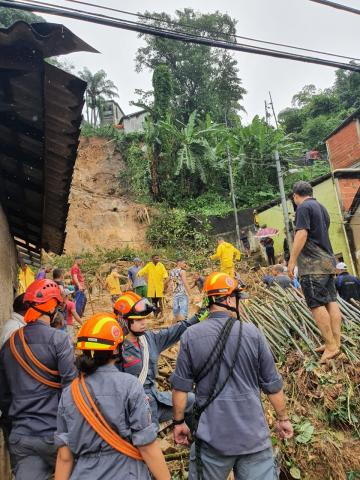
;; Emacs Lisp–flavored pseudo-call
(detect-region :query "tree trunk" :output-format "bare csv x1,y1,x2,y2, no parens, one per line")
150,144,160,199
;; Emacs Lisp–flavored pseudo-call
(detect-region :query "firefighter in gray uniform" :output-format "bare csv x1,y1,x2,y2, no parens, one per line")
114,292,207,427
0,279,76,480
171,272,294,480
54,312,170,480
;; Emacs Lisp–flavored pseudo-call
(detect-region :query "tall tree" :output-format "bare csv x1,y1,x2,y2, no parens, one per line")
78,68,118,126
279,68,360,153
147,64,173,196
135,9,246,123
334,66,360,111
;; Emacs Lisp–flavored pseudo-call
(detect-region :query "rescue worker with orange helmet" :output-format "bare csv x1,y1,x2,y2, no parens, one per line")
0,279,77,480
114,292,207,428
171,272,293,480
54,313,170,480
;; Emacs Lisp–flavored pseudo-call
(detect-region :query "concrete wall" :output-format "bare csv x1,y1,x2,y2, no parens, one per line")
257,177,354,274
0,204,17,480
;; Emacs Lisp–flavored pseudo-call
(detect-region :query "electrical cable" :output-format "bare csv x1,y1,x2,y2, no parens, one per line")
18,0,350,64
2,0,360,72
60,0,360,62
309,0,360,15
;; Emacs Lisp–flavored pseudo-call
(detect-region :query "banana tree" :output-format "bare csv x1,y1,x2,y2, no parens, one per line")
159,111,222,183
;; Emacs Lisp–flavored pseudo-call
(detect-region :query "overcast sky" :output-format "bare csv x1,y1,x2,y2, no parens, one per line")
41,0,360,123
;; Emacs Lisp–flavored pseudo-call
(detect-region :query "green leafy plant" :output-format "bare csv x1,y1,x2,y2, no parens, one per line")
294,421,314,444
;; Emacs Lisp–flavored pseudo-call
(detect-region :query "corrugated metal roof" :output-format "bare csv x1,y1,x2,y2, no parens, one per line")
0,21,96,265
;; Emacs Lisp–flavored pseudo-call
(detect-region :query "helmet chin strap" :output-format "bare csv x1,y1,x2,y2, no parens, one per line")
112,349,123,365
211,296,241,321
128,319,145,337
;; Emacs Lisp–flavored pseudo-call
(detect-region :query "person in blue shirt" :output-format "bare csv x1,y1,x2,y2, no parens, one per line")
335,262,360,302
114,292,207,428
171,272,293,480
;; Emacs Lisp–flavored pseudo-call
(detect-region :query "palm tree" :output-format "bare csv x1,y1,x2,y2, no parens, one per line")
78,68,118,126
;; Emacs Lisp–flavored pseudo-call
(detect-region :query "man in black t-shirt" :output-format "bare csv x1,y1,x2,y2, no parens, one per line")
288,181,341,364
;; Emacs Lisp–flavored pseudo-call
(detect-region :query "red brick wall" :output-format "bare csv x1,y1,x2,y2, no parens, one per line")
337,178,360,212
327,120,360,170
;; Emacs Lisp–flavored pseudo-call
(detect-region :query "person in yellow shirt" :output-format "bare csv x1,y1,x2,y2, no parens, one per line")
104,266,122,305
137,254,168,317
18,262,35,294
253,209,260,229
210,237,241,278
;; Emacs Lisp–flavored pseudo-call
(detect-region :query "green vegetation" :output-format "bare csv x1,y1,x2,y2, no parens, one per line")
78,68,118,126
76,8,358,253
134,9,246,124
279,68,360,153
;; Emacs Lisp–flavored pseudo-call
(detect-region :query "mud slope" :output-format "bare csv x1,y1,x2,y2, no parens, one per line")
64,136,149,253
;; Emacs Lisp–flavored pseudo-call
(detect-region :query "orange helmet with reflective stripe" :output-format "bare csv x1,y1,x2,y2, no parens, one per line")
203,272,238,297
76,312,124,351
114,292,155,319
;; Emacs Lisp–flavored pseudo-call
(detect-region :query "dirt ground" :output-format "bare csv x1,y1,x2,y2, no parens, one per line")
64,137,150,254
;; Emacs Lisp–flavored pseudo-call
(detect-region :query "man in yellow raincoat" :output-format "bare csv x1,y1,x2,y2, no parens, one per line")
18,262,35,294
210,237,241,278
137,254,168,317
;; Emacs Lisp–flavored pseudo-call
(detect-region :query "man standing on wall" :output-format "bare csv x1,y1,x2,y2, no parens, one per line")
288,181,341,363
138,255,168,318
210,237,241,278
71,256,87,317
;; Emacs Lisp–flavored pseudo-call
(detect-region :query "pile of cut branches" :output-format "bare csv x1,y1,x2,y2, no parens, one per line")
242,284,360,362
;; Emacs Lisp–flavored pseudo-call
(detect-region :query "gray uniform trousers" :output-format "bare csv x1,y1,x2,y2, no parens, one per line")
189,444,278,480
8,434,56,480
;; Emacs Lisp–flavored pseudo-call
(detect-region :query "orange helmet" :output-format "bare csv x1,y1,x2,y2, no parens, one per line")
76,312,124,351
114,292,155,319
203,272,238,298
23,279,63,323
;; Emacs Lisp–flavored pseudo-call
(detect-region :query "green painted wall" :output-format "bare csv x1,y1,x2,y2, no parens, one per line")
257,178,354,274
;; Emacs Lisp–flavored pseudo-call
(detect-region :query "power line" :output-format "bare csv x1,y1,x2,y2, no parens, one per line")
309,0,360,15
2,0,360,72
60,0,360,62
20,0,359,64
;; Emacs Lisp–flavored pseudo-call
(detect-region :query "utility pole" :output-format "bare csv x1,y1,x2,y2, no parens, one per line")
275,150,293,250
269,92,293,250
227,146,241,249
225,112,241,249
269,91,278,128
264,100,271,125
